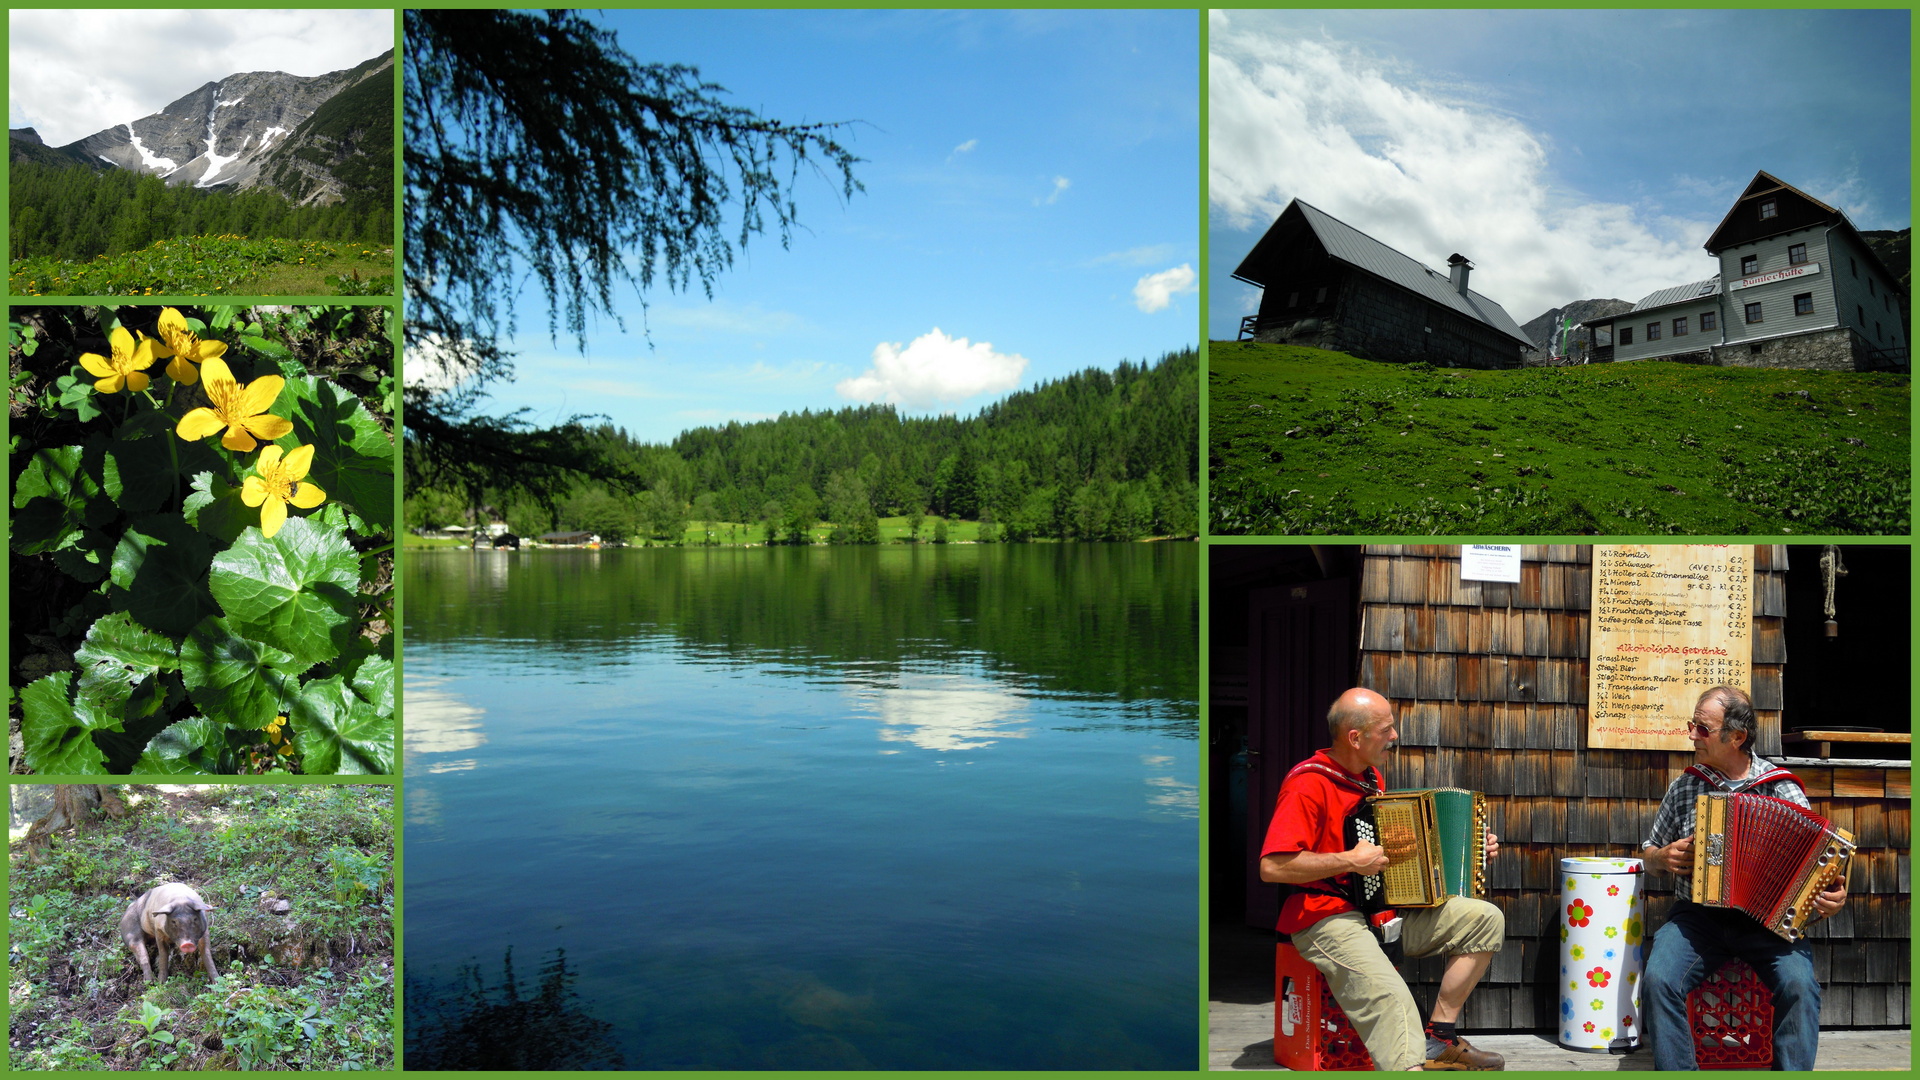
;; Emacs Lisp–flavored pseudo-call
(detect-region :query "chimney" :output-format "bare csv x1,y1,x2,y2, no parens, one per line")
1447,253,1473,297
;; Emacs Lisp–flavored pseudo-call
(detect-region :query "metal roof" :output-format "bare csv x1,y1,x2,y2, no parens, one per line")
1232,199,1534,349
1632,276,1721,312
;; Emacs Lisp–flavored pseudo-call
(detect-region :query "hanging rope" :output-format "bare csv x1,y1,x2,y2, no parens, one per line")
1819,545,1847,621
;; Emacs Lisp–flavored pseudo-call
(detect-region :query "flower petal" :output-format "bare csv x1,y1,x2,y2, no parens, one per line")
290,481,326,509
259,496,288,538
167,355,200,385
79,351,115,378
126,371,150,393
256,443,286,472
237,374,285,417
158,307,189,338
241,413,294,442
176,408,226,442
194,338,227,362
281,444,316,479
94,374,125,394
108,326,136,365
222,427,259,454
200,355,237,397
241,475,269,507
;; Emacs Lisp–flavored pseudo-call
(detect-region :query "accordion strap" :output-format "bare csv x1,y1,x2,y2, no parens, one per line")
1686,763,1805,794
1277,756,1387,910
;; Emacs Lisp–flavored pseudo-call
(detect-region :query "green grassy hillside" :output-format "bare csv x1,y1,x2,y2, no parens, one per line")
1209,342,1909,535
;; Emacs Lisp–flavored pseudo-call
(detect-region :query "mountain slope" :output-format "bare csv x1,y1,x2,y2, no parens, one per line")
1520,298,1634,354
8,127,103,171
54,49,391,203
253,52,395,209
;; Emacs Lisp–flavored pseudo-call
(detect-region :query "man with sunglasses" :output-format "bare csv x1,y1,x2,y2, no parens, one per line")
1639,685,1846,1070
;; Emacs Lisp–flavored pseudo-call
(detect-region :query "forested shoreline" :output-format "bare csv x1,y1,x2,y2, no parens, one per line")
408,348,1199,544
9,161,392,261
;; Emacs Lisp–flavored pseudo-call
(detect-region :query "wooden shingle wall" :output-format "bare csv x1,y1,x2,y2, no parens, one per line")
1357,544,1910,1031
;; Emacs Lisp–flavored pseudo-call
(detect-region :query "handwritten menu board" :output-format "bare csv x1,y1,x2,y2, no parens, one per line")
1587,545,1753,751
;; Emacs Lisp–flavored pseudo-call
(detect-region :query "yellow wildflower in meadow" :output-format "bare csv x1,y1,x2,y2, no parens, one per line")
242,443,327,538
175,356,293,452
154,306,228,386
77,326,161,393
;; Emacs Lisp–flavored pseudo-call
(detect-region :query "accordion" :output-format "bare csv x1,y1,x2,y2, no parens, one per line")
1349,788,1490,909
1691,792,1855,942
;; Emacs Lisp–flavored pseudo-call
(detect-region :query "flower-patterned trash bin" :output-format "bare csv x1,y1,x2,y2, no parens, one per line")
1557,856,1646,1053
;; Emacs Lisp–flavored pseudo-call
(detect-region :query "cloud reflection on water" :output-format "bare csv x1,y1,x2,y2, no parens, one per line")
848,671,1032,752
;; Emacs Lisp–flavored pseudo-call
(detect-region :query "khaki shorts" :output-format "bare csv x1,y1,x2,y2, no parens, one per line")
1291,898,1505,1071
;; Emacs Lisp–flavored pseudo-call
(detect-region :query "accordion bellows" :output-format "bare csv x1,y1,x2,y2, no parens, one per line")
1358,788,1489,908
1691,792,1856,942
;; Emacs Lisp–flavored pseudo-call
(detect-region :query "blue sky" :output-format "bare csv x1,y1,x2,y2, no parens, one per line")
1209,9,1911,339
427,10,1198,444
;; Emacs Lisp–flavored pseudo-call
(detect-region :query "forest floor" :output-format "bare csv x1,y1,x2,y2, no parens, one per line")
8,785,395,1071
1209,343,1910,535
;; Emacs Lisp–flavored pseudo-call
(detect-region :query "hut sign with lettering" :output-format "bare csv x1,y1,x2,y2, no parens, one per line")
1587,545,1753,751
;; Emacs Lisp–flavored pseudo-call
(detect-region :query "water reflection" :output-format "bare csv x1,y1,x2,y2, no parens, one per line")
401,678,488,770
403,544,1198,1069
854,670,1031,752
406,948,624,1070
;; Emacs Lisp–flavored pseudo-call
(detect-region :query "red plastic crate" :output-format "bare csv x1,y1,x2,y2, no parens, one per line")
1274,942,1376,1071
1687,958,1774,1070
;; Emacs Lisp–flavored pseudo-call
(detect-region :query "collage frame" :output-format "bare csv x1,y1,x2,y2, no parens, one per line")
4,5,1914,1075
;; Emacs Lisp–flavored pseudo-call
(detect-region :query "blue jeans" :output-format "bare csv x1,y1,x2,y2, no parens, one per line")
1642,900,1820,1070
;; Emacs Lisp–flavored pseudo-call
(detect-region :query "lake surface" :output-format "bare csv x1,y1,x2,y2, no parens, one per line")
402,543,1198,1070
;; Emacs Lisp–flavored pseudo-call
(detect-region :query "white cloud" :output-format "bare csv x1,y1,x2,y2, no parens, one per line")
1035,175,1071,206
837,327,1028,409
9,9,393,146
1088,243,1178,267
1133,264,1197,313
949,138,978,160
1209,17,1718,322
403,333,484,395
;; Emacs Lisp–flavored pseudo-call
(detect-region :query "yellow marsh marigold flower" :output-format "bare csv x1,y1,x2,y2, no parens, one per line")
242,443,326,538
154,306,226,385
77,326,161,394
175,356,292,452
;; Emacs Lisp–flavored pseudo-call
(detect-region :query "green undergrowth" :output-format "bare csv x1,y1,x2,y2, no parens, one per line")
11,236,394,298
1209,343,1910,535
9,785,394,1071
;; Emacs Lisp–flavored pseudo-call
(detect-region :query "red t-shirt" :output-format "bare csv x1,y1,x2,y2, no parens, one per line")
1260,751,1380,934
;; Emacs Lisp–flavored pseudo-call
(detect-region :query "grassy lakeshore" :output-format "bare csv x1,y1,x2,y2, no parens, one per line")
1209,342,1910,535
403,516,1197,548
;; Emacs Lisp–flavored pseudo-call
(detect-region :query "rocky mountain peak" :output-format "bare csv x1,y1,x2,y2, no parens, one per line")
61,50,391,193
1521,298,1635,355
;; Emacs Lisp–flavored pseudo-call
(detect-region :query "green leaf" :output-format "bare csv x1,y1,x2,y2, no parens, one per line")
133,716,224,775
241,334,293,359
182,471,254,545
18,672,111,774
58,380,102,422
349,656,395,719
12,444,117,550
288,675,393,775
209,518,360,668
98,435,176,515
110,515,218,639
274,377,395,531
179,616,302,730
50,528,115,583
75,611,178,683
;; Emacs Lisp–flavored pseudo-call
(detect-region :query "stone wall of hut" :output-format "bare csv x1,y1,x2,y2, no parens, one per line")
1354,544,1910,1030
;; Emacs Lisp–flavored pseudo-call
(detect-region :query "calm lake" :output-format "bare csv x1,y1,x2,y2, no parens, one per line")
402,543,1198,1070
